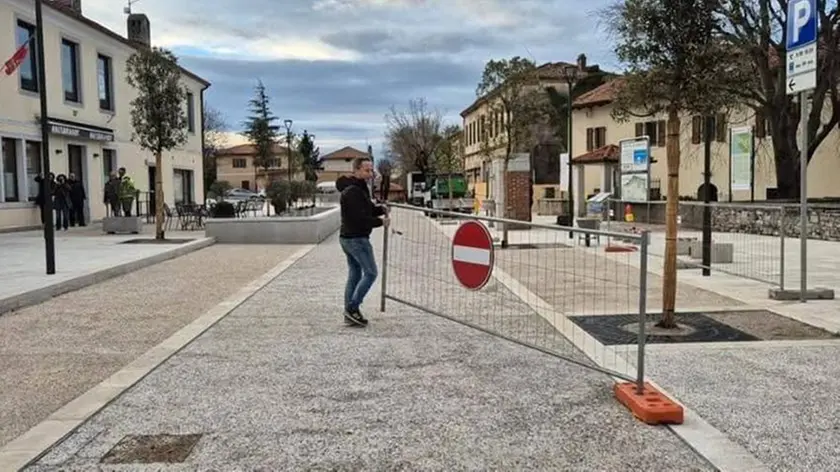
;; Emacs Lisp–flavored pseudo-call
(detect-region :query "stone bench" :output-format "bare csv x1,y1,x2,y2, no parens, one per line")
687,241,734,263
103,216,142,234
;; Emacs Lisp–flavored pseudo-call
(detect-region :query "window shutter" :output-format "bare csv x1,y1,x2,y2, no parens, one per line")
691,116,701,144
635,122,644,137
599,127,607,148
755,109,766,138
716,114,727,142
586,128,594,151
657,120,666,146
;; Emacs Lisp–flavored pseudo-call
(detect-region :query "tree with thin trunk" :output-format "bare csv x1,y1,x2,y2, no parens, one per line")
297,130,322,182
243,80,280,190
476,57,549,246
715,1,839,198
433,125,464,209
203,104,228,192
603,0,742,328
126,46,189,240
384,98,443,176
376,158,393,202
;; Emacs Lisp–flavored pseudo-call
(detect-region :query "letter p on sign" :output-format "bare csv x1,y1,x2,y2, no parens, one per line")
787,0,816,49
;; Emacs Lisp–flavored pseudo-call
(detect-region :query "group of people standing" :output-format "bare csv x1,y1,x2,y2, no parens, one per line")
32,167,136,231
34,172,86,230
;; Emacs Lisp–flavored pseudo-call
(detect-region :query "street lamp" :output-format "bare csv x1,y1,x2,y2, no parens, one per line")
283,119,293,181
563,64,579,234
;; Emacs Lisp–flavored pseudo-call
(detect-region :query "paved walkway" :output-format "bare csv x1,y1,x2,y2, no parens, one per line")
20,233,712,471
0,226,212,314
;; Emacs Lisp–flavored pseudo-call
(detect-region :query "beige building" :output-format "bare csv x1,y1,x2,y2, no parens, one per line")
0,0,210,231
318,146,370,183
460,54,598,205
569,78,840,214
215,143,302,191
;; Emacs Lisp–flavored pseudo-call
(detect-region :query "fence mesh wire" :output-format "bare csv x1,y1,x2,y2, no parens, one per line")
606,201,785,287
382,205,647,382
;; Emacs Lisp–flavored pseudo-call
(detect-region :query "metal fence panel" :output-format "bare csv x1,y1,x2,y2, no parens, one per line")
607,200,785,287
380,203,649,388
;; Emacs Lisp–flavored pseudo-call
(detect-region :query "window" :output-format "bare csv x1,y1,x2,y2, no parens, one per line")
241,180,250,190
97,54,113,110
585,127,606,151
635,120,666,146
15,20,37,92
232,158,247,168
102,148,116,181
2,138,19,202
61,39,80,102
691,114,728,144
26,141,41,201
186,92,195,133
173,169,193,204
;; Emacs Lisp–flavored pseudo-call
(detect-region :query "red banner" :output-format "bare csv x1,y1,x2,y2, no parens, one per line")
3,43,29,76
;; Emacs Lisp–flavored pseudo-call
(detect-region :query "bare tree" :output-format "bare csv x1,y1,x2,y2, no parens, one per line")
203,105,228,191
433,125,465,206
476,57,552,246
384,98,443,176
715,0,840,198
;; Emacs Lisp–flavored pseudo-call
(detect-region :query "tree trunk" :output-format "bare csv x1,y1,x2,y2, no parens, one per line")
448,172,453,212
658,106,681,329
154,151,165,240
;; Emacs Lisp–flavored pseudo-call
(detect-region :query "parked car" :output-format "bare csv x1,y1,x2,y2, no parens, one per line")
224,188,264,202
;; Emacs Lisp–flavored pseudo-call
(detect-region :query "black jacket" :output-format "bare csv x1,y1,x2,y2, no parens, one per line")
337,176,384,238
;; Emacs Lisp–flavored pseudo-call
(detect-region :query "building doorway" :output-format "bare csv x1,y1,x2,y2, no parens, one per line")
148,165,156,217
67,144,88,223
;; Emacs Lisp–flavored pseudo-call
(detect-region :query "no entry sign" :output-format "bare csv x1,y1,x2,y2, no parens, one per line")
451,220,494,290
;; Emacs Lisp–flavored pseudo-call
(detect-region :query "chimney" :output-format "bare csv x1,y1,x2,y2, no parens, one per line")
577,53,587,71
127,13,151,47
51,0,82,14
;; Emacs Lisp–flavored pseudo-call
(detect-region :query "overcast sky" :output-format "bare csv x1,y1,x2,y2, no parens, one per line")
82,0,618,154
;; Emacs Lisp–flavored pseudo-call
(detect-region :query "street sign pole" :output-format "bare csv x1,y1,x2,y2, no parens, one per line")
799,92,808,302
35,0,56,275
785,0,817,302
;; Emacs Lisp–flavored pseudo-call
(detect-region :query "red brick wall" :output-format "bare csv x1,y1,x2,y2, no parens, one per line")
505,171,532,227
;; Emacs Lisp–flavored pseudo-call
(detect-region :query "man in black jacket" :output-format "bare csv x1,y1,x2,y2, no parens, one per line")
336,157,389,326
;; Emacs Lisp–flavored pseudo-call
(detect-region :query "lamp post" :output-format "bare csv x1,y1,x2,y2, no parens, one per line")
563,64,579,235
35,0,55,274
284,119,293,181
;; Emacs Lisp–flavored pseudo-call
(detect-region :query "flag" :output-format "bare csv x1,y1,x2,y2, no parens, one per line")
4,42,29,76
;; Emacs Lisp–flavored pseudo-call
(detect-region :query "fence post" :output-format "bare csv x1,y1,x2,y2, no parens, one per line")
636,230,649,395
779,206,786,291
380,224,390,312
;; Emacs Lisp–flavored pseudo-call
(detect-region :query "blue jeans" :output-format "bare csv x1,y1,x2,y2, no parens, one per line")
54,204,70,230
340,237,378,313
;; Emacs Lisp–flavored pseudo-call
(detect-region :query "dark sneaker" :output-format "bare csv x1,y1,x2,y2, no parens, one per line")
344,310,368,327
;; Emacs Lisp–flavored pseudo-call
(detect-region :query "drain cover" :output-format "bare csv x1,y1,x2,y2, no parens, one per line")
100,433,202,464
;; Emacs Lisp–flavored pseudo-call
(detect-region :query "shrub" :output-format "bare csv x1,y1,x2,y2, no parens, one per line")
211,201,236,218
299,180,317,206
208,180,232,201
266,180,290,214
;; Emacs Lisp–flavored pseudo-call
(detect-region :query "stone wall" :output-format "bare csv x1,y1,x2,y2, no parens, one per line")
613,201,840,241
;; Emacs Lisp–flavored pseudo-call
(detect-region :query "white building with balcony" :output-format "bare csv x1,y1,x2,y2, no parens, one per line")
0,0,210,230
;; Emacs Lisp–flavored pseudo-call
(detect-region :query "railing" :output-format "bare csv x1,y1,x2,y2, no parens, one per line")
380,203,651,393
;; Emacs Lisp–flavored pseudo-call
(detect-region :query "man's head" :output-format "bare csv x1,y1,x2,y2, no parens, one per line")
68,173,76,181
118,167,126,177
109,171,118,180
352,157,373,180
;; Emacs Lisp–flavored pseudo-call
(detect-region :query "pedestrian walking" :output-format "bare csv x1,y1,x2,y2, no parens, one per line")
336,157,389,327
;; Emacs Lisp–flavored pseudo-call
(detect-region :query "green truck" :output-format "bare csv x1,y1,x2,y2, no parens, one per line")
406,171,474,214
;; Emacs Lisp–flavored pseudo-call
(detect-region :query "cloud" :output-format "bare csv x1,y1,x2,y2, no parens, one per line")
80,0,618,154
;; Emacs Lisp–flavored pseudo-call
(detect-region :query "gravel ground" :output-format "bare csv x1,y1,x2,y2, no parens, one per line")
0,244,298,447
27,233,713,471
645,342,840,471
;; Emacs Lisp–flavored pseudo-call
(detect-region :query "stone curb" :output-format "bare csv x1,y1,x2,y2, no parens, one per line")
0,237,216,317
0,244,316,471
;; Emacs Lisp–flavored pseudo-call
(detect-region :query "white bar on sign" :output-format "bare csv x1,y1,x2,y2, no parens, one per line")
453,245,491,266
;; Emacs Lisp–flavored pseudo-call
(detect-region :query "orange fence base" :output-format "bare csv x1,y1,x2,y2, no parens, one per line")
614,382,684,425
